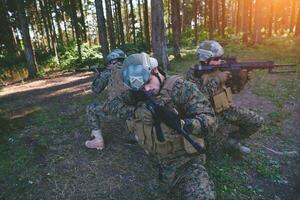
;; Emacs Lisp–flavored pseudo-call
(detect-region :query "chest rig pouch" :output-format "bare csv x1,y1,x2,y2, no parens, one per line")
201,71,233,113
126,76,205,156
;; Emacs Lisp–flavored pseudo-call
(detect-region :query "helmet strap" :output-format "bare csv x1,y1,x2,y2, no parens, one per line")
153,67,166,91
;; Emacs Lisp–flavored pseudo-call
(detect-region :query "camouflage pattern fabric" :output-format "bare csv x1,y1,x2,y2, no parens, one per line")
124,76,217,199
86,96,134,131
186,67,264,154
91,69,111,94
207,105,264,154
186,67,219,99
87,62,130,131
91,63,125,98
123,76,217,138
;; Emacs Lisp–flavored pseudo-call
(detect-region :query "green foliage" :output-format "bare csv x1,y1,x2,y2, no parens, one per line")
120,42,146,55
58,41,102,70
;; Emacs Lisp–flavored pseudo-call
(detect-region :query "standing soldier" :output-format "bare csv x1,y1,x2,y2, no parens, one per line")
85,49,134,150
186,40,264,155
122,53,217,199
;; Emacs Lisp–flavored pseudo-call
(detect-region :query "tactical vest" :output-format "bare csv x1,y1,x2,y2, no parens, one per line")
201,71,233,113
106,63,127,100
126,76,205,157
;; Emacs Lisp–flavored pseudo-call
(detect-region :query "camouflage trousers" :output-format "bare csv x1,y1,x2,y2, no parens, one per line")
154,153,216,200
86,96,134,131
207,105,264,153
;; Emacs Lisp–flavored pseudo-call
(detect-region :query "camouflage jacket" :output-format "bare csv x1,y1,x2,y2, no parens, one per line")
91,63,126,99
186,67,220,99
121,76,217,138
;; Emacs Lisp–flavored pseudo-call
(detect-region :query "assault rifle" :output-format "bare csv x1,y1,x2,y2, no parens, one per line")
194,57,297,92
144,92,206,154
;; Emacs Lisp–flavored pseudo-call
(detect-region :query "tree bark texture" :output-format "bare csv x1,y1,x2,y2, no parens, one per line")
151,0,169,70
16,0,39,79
144,0,150,52
171,0,181,59
70,0,82,61
105,0,116,48
95,0,109,59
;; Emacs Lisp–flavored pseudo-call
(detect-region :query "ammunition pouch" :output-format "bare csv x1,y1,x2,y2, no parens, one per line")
126,104,205,156
212,86,233,113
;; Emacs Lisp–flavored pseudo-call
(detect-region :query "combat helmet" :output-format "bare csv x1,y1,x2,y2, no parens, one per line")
122,53,158,91
196,40,224,62
106,48,127,64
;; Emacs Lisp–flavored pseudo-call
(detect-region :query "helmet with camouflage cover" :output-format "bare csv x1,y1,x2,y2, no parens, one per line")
122,53,158,91
106,48,127,63
196,40,224,62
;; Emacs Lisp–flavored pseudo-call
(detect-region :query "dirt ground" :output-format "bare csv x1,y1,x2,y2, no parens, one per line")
0,71,299,199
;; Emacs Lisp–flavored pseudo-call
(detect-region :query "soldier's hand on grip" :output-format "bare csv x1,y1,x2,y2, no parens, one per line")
216,71,231,84
247,70,255,80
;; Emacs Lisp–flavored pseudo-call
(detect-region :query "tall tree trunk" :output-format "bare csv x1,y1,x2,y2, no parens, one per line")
204,0,208,27
194,0,199,44
295,6,300,37
242,0,250,44
268,1,274,37
38,0,52,52
54,1,64,43
124,0,130,42
95,0,109,59
62,9,70,43
0,0,18,54
236,0,242,34
221,0,226,37
70,0,82,61
129,0,136,44
78,0,88,42
248,0,253,37
105,0,116,48
208,0,213,39
166,0,171,39
45,0,59,62
151,0,169,70
16,0,39,79
144,0,150,52
115,0,125,45
289,0,296,33
171,0,181,59
214,0,219,34
33,0,47,49
138,0,143,42
253,0,263,44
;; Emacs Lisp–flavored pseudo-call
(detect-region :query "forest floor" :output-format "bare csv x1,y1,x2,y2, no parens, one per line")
1,49,300,199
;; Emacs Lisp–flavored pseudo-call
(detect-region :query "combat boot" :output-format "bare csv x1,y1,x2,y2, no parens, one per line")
225,138,251,155
85,130,104,150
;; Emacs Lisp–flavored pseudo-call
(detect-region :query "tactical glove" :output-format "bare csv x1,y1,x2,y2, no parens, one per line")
215,71,231,84
247,70,255,80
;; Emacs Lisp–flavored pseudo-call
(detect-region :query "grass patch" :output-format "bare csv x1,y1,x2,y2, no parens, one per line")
253,75,300,108
208,151,287,200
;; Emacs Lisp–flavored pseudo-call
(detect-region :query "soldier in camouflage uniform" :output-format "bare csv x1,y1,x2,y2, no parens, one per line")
186,40,264,155
85,49,134,150
122,53,217,199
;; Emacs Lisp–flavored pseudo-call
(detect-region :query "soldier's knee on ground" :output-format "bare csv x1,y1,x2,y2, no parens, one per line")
171,159,216,200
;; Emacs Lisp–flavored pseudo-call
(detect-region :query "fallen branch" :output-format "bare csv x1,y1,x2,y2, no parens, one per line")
262,145,299,157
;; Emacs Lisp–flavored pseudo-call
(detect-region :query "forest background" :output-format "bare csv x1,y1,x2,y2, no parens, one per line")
1,0,300,81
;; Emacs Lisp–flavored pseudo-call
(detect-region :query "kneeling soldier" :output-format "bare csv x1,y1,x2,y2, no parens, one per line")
122,53,217,199
186,40,264,155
